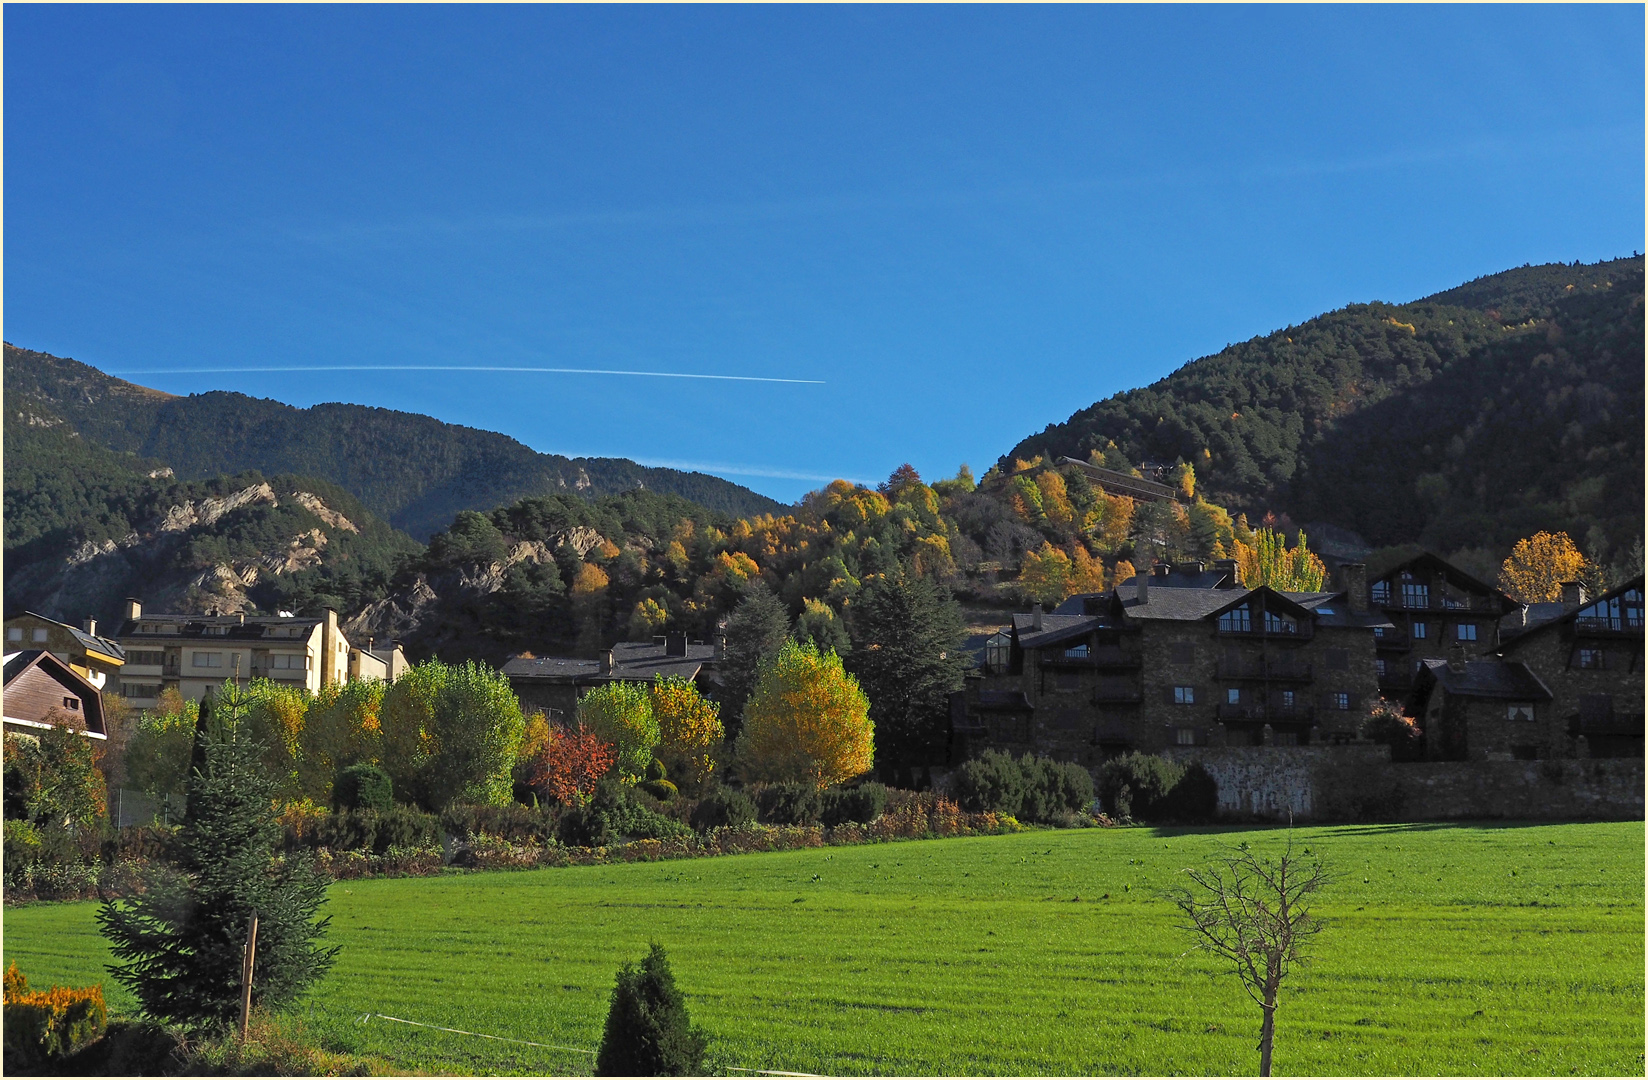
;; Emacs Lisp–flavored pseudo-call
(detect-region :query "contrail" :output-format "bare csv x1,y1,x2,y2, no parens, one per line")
108,365,824,385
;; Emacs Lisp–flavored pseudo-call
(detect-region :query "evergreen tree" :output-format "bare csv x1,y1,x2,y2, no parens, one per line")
718,582,790,737
594,944,708,1077
96,684,337,1030
846,570,966,783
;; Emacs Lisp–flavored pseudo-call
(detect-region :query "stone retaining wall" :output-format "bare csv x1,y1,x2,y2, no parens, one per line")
1163,746,1643,821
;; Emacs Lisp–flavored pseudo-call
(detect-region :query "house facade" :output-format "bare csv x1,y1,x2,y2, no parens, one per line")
3,650,109,740
1495,576,1644,758
956,560,1388,765
503,632,718,723
3,612,126,690
111,598,353,707
1407,652,1554,761
1356,553,1517,700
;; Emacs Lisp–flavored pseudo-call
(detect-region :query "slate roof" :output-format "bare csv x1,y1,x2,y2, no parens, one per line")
1500,575,1646,647
16,612,126,661
502,641,717,683
1011,613,1104,649
116,613,326,641
1116,569,1235,590
1415,658,1552,701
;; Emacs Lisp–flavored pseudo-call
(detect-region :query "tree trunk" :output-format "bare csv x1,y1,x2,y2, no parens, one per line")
1258,998,1276,1076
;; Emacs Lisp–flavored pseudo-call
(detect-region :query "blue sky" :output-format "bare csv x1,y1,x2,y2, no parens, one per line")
5,5,1642,503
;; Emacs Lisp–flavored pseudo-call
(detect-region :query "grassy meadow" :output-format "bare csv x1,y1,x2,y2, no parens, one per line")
4,821,1642,1076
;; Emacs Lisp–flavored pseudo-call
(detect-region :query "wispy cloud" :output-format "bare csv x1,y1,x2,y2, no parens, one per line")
107,365,823,385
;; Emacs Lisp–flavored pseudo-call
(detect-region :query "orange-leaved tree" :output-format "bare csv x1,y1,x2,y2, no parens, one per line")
1498,531,1587,603
650,675,723,793
525,723,616,806
737,640,873,789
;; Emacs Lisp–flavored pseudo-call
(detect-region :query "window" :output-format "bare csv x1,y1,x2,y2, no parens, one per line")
1372,626,1386,639
62,697,79,711
6,628,21,642
1063,643,1090,659
1577,647,1605,670
122,683,161,699
1371,580,1391,604
1279,690,1296,709
1170,642,1195,664
1411,621,1428,640
1173,686,1196,705
1375,659,1387,677
128,651,165,666
984,632,1012,675
32,628,48,643
1315,607,1335,615
192,651,224,668
1576,589,1645,631
1506,702,1536,723
1325,649,1349,671
1455,623,1478,642
1401,583,1429,608
269,653,308,670
1331,692,1350,710
1176,728,1197,746
1263,610,1297,634
1218,607,1252,633
1227,688,1242,704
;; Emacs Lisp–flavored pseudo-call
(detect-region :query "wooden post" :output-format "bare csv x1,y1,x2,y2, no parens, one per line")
239,912,259,1041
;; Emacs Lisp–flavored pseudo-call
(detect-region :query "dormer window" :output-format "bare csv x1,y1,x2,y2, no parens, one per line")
1263,611,1297,634
1577,589,1644,632
1218,607,1252,633
1063,643,1090,659
1371,580,1391,604
984,632,1012,675
1401,583,1429,608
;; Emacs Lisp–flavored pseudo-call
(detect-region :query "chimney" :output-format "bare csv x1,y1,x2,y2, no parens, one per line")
1181,560,1204,575
1136,568,1149,606
321,608,341,686
1214,558,1241,588
124,598,142,622
714,618,728,660
1446,642,1468,675
1153,562,1172,578
665,631,688,657
237,612,246,625
600,649,615,675
83,617,97,637
1031,603,1044,630
1560,581,1588,609
1340,562,1368,614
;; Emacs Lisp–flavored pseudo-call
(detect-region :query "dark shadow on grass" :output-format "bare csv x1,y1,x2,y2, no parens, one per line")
1142,819,1619,839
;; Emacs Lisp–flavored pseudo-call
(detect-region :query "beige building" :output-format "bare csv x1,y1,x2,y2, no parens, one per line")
349,640,410,682
111,599,353,707
3,612,126,690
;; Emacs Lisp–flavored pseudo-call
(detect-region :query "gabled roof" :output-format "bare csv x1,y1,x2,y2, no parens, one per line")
2,649,107,736
502,640,717,684
1413,658,1553,701
1500,574,1646,650
1115,584,1243,622
13,612,126,661
1364,550,1514,611
1011,612,1105,650
1116,568,1235,591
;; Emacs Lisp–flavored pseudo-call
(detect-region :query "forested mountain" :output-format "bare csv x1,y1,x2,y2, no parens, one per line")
1003,257,1643,565
3,344,785,539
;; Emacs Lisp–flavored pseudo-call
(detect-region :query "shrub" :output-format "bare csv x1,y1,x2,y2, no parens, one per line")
3,965,108,1068
950,749,1027,816
526,724,618,807
594,944,707,1076
1158,763,1219,823
333,765,394,813
755,782,824,825
820,783,888,826
638,779,679,802
560,781,692,847
688,788,758,833
4,819,42,868
1097,752,1185,819
442,803,560,845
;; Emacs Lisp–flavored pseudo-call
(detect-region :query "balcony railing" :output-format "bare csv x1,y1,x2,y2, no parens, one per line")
1040,647,1141,669
1216,703,1317,723
1377,594,1501,612
1574,616,1644,635
1216,658,1313,681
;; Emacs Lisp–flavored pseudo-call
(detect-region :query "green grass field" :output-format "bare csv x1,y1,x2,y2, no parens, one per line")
4,821,1643,1076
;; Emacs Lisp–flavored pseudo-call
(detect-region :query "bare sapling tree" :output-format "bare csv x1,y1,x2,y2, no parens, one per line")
1172,837,1327,1076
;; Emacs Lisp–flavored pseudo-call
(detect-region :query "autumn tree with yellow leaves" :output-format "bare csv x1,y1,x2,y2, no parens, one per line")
1498,531,1588,603
737,640,873,789
650,675,723,793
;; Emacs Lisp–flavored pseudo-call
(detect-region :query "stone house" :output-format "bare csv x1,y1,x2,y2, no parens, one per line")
4,612,126,691
503,632,717,724
956,560,1389,765
1407,652,1553,761
1495,575,1644,758
1356,552,1518,699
